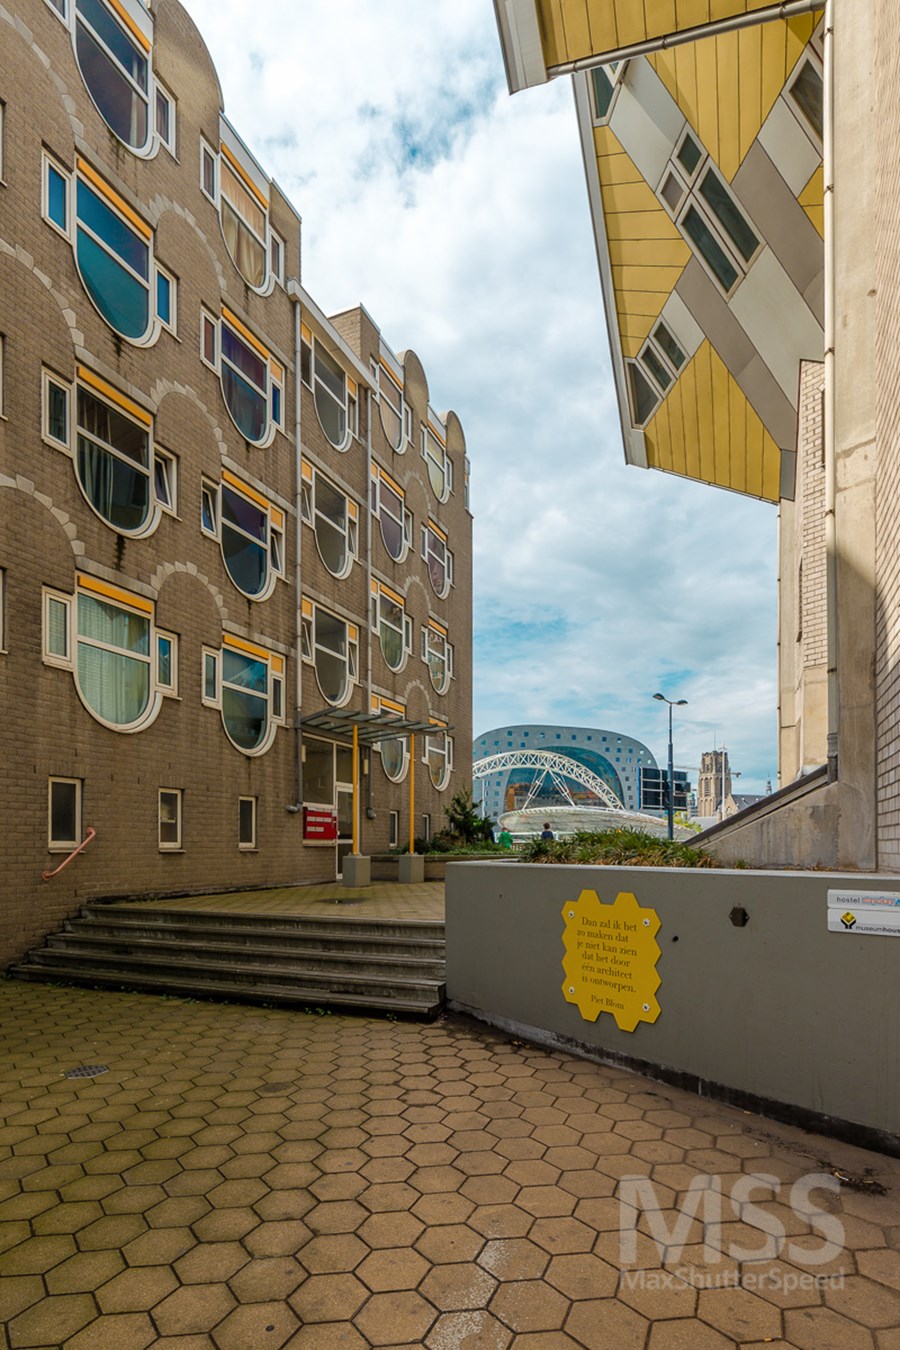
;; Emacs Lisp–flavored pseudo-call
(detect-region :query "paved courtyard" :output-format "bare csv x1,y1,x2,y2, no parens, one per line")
1,978,899,1349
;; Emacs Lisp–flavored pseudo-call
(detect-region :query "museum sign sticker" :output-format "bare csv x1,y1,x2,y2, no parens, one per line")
562,889,661,1032
827,889,900,936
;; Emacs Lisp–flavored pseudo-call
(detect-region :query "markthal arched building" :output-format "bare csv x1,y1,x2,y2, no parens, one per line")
473,724,660,821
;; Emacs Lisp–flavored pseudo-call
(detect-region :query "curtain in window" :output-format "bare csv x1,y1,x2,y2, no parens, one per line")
77,594,150,725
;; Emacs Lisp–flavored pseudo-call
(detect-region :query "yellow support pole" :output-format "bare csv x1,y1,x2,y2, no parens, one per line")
408,734,415,854
352,722,359,854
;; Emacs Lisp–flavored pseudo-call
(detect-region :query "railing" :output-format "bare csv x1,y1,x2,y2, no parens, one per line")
42,827,97,881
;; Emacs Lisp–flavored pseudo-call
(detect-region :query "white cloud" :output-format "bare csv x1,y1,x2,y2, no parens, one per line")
182,0,779,793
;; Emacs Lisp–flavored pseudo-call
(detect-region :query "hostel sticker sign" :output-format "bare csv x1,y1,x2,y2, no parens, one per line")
562,889,661,1032
827,889,900,937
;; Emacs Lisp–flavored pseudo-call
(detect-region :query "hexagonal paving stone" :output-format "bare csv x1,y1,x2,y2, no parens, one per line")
299,1234,368,1274
354,1289,437,1346
545,1253,619,1301
784,1305,878,1349
174,1240,249,1284
492,1277,571,1332
419,1260,497,1311
305,1201,369,1235
7,1292,97,1346
96,1263,178,1312
289,1272,368,1322
357,1246,431,1292
153,1281,237,1336
566,1296,651,1350
415,1223,484,1265
647,1321,735,1350
697,1285,783,1341
359,1211,426,1250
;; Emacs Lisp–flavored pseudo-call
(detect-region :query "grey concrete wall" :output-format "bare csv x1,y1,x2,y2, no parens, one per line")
445,863,900,1141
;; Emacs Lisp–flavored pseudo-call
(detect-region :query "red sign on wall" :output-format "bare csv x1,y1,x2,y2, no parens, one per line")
304,806,338,842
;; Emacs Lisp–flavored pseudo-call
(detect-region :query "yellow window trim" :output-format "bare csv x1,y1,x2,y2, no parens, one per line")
428,619,448,637
224,633,271,662
427,519,447,543
429,717,448,729
219,141,269,211
77,367,152,426
347,376,357,399
302,598,313,619
380,697,405,715
107,0,151,53
348,500,358,521
270,357,284,382
378,359,403,392
426,421,446,447
221,306,269,362
301,459,313,483
348,624,358,642
301,322,313,345
77,573,153,614
378,582,404,607
377,465,404,497
270,507,284,530
271,655,284,675
221,468,269,512
76,159,152,240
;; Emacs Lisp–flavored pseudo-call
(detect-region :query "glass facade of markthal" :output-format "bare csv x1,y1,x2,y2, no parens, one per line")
473,724,659,821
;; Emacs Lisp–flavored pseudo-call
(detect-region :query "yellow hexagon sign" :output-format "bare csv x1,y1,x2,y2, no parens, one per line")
562,889,661,1033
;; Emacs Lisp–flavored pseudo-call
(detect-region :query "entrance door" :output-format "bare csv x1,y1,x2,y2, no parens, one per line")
336,783,354,878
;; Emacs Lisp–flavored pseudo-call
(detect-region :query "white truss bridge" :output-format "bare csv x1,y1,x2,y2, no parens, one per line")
472,749,622,811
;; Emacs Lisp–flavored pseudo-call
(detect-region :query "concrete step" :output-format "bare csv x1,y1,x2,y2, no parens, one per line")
45,931,446,980
8,961,440,1016
15,947,444,1006
70,915,445,959
80,902,445,942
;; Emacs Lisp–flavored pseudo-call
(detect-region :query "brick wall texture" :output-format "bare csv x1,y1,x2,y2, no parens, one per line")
875,0,900,867
0,0,473,962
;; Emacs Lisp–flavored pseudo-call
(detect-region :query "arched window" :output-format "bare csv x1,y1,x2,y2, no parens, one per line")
219,149,268,289
301,462,358,579
42,575,177,733
421,521,454,599
424,722,453,791
372,696,409,783
371,465,412,563
372,358,410,452
422,621,453,694
74,0,152,151
202,309,284,448
301,600,359,707
200,473,285,601
371,582,412,673
423,419,453,503
202,637,285,756
301,329,358,451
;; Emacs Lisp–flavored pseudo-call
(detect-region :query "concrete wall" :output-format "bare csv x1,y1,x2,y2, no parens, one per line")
446,862,900,1145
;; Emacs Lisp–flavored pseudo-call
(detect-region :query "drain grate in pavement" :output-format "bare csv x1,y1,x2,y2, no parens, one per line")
63,1064,109,1079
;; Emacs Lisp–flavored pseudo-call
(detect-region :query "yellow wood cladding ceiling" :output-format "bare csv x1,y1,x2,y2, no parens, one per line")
537,0,809,67
644,341,782,500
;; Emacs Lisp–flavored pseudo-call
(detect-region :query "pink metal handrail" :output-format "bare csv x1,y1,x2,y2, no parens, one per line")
42,827,97,881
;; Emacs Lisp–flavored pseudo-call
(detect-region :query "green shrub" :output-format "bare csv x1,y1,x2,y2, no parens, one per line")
519,827,722,868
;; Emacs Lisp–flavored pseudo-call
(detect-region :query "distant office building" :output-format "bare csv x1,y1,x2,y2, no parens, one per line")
639,766,692,815
473,724,659,820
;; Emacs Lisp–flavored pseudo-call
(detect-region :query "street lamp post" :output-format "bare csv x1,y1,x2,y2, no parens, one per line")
653,693,688,841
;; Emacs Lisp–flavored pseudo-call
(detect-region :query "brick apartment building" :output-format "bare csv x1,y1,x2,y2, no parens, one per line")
493,0,899,870
0,0,472,963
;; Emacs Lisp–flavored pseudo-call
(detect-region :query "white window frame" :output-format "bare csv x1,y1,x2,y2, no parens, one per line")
301,600,360,708
48,777,82,851
200,478,218,538
238,796,257,850
158,788,183,851
153,446,177,515
156,629,178,695
589,59,626,127
42,369,71,448
371,582,413,674
155,81,176,156
45,0,67,20
421,522,454,599
786,47,824,150
371,360,411,453
0,334,5,419
371,466,413,564
0,101,5,184
302,464,359,579
389,810,399,849
156,263,177,335
42,152,71,240
203,476,285,601
422,424,453,503
201,647,220,707
200,138,218,203
423,725,454,792
270,230,285,285
200,308,218,369
203,641,284,755
422,623,453,695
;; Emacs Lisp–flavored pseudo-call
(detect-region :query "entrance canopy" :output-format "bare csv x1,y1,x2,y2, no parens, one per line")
300,708,453,746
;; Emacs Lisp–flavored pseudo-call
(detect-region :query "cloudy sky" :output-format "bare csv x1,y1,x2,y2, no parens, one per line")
181,0,778,794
